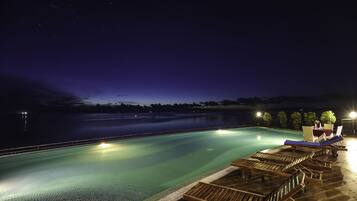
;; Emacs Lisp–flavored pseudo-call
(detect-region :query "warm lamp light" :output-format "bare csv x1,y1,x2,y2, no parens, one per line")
349,111,357,119
256,112,262,117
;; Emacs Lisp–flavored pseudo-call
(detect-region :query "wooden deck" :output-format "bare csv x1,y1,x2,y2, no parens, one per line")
179,136,357,201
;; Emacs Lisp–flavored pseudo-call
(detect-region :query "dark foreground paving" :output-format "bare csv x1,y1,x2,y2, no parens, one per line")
180,137,357,201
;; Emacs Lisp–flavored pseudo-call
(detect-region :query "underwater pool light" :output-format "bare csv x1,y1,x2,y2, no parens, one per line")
98,142,110,149
216,129,234,135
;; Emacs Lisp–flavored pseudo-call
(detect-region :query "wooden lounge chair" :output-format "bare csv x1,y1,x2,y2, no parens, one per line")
251,150,330,166
251,152,314,164
297,149,336,182
284,135,347,157
231,152,312,177
312,154,336,168
280,146,335,166
183,171,305,201
232,159,294,177
250,151,328,183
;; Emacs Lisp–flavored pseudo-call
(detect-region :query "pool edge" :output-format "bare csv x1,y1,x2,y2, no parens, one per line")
0,124,251,157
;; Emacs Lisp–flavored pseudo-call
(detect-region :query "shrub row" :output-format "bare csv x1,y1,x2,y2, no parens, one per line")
258,110,336,130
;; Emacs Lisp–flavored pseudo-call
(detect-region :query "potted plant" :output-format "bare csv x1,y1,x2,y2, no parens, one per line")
303,112,317,126
320,110,336,130
302,112,317,138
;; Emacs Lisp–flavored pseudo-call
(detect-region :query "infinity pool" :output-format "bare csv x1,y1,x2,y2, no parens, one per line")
0,127,302,201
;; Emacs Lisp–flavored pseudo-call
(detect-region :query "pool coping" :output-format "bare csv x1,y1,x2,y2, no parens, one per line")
156,166,239,201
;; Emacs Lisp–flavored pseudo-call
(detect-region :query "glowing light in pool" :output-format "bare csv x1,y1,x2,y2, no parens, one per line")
216,129,234,135
349,111,357,119
256,112,262,117
257,135,261,141
0,127,306,200
98,142,110,149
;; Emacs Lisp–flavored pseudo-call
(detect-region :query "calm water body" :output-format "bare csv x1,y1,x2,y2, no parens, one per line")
1,112,252,149
0,127,302,201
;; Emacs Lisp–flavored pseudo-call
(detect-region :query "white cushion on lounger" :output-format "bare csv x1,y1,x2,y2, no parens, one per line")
336,126,343,136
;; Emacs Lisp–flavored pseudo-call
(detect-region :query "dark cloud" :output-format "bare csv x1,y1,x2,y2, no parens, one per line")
0,74,82,112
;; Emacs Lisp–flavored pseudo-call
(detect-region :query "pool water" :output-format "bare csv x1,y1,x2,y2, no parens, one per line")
0,127,302,201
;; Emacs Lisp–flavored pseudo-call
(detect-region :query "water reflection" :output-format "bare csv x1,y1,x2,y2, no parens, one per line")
2,112,251,149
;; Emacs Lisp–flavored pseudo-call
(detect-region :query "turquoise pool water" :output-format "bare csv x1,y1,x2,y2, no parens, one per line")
0,127,302,201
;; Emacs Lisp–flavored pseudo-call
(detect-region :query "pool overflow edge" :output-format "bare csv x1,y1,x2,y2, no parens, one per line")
0,124,253,157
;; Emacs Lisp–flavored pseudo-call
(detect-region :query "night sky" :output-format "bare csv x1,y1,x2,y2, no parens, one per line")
1,1,357,104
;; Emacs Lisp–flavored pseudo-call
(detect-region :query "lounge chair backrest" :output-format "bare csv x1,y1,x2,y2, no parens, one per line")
302,126,314,142
231,159,289,177
282,153,312,171
264,171,305,201
183,175,305,201
336,126,343,136
183,182,265,201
